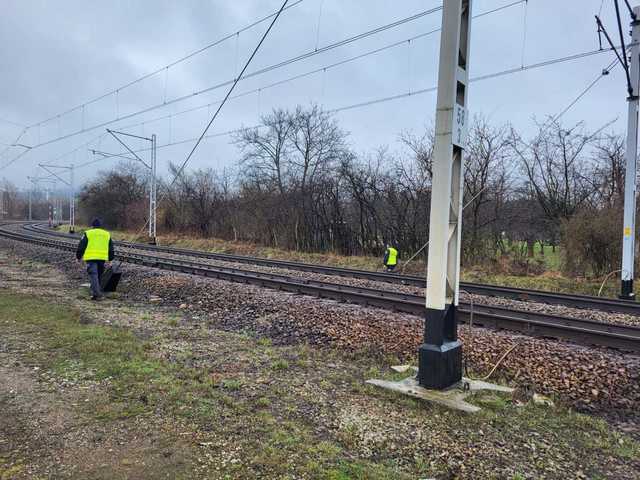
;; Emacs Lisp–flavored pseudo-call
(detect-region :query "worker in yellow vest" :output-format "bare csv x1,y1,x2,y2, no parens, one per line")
383,244,398,272
76,218,114,300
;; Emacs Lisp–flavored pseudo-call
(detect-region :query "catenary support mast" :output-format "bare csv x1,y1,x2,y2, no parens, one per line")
418,0,471,389
38,163,76,233
149,134,157,241
621,6,640,300
98,129,157,243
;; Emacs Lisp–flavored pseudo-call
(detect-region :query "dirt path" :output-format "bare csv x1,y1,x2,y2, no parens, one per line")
0,250,198,479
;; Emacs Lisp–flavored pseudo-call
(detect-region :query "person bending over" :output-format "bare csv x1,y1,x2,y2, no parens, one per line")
383,244,398,272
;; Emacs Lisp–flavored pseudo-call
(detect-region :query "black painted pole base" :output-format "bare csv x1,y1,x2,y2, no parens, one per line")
417,304,462,390
620,279,636,301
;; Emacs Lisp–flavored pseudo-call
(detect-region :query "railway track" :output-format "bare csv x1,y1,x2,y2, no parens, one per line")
22,222,640,316
1,221,640,352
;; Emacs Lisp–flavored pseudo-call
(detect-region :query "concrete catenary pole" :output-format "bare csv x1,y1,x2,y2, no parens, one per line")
418,0,472,390
621,6,640,300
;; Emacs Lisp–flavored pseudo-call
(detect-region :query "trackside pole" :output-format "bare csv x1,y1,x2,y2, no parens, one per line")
102,129,157,243
149,134,157,244
418,0,471,389
621,6,640,300
69,164,75,233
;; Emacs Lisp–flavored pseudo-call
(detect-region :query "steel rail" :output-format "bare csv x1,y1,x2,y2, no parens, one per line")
23,223,640,316
1,223,639,352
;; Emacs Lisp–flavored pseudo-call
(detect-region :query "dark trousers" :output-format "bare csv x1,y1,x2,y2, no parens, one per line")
86,260,105,298
385,264,396,272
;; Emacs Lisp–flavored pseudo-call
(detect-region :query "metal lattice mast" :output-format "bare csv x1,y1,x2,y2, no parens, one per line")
38,163,76,232
149,134,157,241
69,163,75,232
418,0,471,390
98,129,157,243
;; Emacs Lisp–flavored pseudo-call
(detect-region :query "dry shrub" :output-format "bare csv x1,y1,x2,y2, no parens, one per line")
561,207,621,278
499,242,546,276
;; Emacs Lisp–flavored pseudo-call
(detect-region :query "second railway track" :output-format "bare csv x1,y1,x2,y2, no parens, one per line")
1,222,640,352
22,222,640,316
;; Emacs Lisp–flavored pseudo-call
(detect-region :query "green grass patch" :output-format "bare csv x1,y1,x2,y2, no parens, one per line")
271,359,290,371
2,292,638,479
0,293,429,478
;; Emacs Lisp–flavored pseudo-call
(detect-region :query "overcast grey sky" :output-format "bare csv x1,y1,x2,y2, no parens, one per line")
0,0,632,189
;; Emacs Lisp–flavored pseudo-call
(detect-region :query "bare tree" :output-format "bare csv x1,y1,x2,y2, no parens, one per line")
509,119,600,248
399,127,434,180
463,116,511,262
78,161,147,229
591,134,625,209
235,108,292,195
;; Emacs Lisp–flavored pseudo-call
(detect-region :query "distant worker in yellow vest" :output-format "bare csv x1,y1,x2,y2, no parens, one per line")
75,218,114,300
383,244,398,272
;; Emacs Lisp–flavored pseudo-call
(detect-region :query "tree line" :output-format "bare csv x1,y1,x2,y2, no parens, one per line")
6,104,630,278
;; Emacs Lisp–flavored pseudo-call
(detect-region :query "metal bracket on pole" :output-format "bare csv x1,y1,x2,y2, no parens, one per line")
98,129,157,243
621,6,640,300
38,163,75,232
28,175,56,222
418,0,471,390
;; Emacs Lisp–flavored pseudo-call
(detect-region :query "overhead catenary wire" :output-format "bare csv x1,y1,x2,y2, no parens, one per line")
22,0,307,131
64,45,622,185
0,3,446,169
12,2,619,185
400,54,620,273
0,117,26,128
98,0,526,138
332,46,622,113
552,57,618,122
0,0,573,173
107,0,291,257
168,0,291,187
3,1,526,172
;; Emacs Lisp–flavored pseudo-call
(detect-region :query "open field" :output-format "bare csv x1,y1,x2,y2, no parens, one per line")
2,238,639,479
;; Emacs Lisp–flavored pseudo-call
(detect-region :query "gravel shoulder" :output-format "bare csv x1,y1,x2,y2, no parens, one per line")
1,238,640,479
114,241,640,327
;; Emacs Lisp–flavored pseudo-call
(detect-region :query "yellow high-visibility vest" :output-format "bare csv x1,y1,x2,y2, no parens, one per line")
386,247,398,266
83,228,111,261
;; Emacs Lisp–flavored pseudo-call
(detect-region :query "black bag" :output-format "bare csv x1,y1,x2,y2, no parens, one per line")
100,266,122,292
